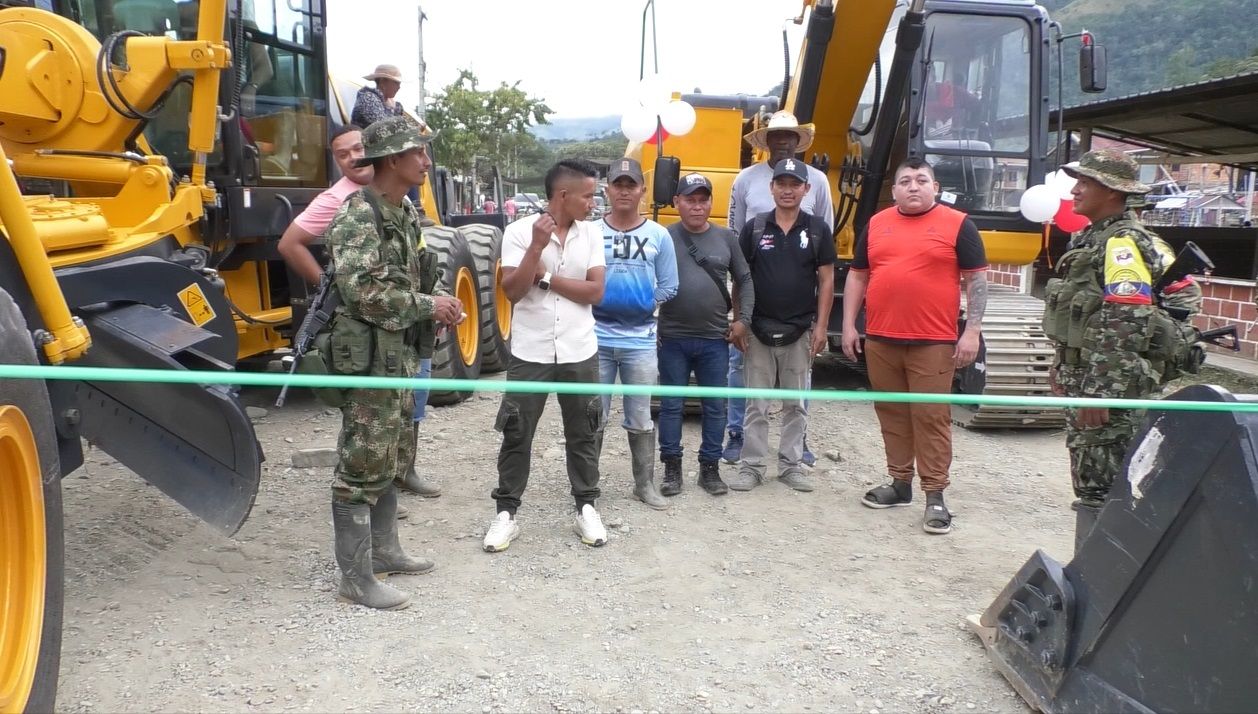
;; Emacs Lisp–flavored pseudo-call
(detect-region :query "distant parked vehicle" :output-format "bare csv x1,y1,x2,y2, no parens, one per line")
513,193,543,216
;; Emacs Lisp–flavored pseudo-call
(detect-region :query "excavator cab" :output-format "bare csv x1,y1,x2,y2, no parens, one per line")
908,4,1049,234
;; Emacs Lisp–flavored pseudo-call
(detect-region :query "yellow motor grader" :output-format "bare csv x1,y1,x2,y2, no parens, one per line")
0,1,508,710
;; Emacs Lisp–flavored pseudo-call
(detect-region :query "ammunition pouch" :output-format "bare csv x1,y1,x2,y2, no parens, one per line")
296,331,346,408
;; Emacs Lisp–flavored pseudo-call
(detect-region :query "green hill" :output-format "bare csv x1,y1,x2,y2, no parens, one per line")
1046,0,1258,101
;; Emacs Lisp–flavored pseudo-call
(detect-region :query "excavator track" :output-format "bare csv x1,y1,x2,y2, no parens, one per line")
951,287,1064,430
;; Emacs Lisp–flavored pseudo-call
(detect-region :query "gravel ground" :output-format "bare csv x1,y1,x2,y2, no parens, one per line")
56,355,1078,713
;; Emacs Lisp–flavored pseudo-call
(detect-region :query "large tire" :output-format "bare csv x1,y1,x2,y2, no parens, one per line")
423,226,482,406
460,224,511,373
0,288,63,714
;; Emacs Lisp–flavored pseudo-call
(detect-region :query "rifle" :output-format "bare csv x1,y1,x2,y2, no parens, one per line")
275,271,341,407
1155,241,1213,321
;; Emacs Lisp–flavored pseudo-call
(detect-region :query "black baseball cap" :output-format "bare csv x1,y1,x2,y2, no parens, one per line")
676,172,713,196
607,158,644,184
772,157,808,183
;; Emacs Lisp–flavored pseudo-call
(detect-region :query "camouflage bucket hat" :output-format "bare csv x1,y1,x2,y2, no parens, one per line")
353,115,436,167
1061,148,1151,194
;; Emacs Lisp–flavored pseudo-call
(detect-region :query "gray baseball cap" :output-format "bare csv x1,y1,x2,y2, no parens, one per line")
607,158,644,184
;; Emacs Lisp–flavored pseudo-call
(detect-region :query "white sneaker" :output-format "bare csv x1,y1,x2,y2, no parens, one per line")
483,511,520,553
573,504,608,547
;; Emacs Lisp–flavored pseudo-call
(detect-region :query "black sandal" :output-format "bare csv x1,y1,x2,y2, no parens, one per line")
923,495,952,535
862,481,912,509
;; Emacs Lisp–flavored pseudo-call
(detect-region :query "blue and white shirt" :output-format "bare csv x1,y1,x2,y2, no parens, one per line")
593,217,679,349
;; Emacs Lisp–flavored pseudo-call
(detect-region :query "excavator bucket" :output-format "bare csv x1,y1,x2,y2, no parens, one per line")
72,303,262,535
970,384,1258,713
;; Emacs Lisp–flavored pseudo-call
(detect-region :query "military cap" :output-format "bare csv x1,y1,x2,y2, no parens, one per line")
354,115,436,168
1061,148,1151,195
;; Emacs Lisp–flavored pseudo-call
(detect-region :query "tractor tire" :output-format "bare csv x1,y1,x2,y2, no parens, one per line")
0,288,64,714
423,226,482,406
460,223,511,373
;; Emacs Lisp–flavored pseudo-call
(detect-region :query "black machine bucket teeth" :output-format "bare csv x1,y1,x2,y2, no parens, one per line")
73,304,262,535
970,384,1258,713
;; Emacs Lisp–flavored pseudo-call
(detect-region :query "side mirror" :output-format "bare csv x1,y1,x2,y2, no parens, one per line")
653,156,681,206
1080,43,1107,93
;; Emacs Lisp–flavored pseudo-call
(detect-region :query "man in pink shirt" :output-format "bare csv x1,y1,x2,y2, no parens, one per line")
278,124,373,284
277,123,442,499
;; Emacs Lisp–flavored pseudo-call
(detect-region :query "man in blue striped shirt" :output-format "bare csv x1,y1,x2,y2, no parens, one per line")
594,158,679,510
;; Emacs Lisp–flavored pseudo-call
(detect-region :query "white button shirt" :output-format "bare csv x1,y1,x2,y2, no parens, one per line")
501,212,605,364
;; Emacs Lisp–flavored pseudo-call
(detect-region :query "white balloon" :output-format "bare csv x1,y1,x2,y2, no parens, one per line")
1049,169,1077,200
1019,183,1059,223
621,107,658,143
636,74,672,113
659,100,696,136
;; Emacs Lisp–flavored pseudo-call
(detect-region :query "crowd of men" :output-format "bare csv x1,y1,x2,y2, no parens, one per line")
279,64,1191,610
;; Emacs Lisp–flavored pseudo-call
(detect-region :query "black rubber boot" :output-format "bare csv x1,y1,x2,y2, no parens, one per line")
698,460,728,496
629,431,669,510
660,455,683,497
332,499,410,610
1073,500,1102,554
370,486,436,576
397,423,441,497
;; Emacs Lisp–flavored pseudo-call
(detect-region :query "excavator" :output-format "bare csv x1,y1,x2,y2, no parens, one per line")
639,0,1075,429
634,0,1257,710
0,0,508,710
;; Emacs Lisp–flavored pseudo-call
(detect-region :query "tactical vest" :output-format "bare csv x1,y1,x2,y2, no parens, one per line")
1043,215,1201,385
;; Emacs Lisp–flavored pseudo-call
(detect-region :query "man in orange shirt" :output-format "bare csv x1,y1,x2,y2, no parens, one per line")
841,158,988,535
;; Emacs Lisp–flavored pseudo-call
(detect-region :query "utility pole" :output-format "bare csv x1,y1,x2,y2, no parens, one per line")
416,5,428,121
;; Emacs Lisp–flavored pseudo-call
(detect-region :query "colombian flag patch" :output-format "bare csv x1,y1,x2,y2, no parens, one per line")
1102,235,1152,304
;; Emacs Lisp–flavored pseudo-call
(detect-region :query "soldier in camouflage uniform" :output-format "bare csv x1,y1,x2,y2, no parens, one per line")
324,115,464,610
1048,149,1200,549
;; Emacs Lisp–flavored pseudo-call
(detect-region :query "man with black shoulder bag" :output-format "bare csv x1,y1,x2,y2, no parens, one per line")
658,173,755,496
731,159,836,493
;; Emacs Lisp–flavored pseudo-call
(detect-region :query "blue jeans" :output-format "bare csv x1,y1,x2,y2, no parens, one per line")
598,346,657,433
411,357,432,423
727,345,745,434
658,337,728,462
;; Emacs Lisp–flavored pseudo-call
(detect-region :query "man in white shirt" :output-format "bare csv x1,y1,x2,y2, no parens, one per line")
483,160,609,552
723,111,835,467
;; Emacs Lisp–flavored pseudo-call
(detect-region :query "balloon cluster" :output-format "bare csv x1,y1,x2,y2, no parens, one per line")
620,74,697,144
1018,169,1090,233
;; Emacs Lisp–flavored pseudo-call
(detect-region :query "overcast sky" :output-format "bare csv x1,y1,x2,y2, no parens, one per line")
326,0,808,119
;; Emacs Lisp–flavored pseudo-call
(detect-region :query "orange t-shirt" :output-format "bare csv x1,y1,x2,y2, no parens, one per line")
851,204,987,343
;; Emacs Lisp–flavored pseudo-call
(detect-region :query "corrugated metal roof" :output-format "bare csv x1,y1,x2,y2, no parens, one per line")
1051,72,1258,170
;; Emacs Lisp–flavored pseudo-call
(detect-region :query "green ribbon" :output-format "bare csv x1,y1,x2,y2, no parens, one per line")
0,363,1251,412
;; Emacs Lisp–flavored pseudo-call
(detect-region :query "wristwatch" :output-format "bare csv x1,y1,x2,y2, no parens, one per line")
538,271,553,291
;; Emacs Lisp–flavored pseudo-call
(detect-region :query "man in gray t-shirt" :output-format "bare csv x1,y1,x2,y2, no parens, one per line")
658,173,754,497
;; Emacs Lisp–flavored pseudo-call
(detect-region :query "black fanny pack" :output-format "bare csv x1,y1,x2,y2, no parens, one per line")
751,318,808,347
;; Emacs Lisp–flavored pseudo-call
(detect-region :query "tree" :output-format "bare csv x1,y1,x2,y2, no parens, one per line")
425,69,553,183
1163,47,1202,87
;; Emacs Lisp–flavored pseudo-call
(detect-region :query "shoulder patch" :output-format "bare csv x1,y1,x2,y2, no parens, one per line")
1103,235,1152,304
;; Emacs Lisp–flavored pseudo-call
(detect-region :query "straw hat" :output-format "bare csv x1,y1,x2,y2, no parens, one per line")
363,64,403,83
743,110,815,153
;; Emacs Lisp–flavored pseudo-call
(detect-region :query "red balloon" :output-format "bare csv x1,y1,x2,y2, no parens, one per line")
644,127,671,145
1054,198,1090,233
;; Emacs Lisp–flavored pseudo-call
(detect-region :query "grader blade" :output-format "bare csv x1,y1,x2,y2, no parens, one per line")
971,384,1258,713
74,303,262,535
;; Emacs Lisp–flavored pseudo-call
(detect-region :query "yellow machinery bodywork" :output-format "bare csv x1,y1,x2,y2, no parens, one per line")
639,0,1043,267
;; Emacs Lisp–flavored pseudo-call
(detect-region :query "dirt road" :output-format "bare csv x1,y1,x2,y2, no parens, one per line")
56,356,1074,713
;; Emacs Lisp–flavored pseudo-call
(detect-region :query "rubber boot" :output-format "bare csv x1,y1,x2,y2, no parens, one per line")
1073,500,1102,555
660,455,683,497
332,499,410,610
629,431,669,510
398,423,442,497
371,486,436,576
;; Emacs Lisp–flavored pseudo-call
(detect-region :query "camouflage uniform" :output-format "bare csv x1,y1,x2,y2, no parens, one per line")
325,118,444,505
1051,150,1171,507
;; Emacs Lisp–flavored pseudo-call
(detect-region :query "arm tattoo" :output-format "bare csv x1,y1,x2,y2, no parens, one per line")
964,272,988,327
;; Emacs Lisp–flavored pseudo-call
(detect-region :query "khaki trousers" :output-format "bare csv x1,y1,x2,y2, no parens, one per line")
865,340,956,491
